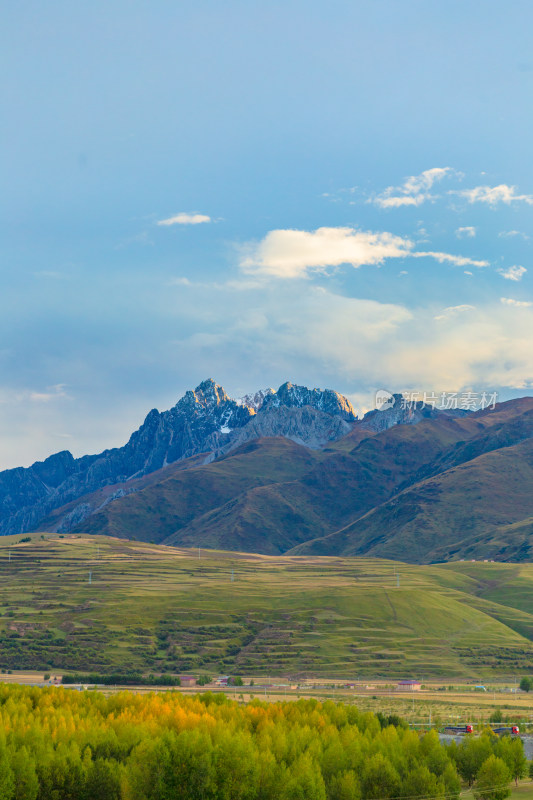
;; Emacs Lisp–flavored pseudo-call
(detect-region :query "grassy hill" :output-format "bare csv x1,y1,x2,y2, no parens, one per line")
4,534,533,678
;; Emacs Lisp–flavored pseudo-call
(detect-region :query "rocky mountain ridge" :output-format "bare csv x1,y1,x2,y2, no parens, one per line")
0,378,476,537
0,379,358,535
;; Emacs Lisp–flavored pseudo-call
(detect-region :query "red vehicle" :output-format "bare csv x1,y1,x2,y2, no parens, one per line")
444,724,474,734
492,725,520,736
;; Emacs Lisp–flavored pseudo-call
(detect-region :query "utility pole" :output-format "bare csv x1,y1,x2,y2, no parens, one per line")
231,569,234,582
8,551,11,563
198,547,201,560
397,573,400,588
88,570,92,585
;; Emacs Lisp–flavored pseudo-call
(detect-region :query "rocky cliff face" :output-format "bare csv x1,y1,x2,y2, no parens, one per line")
0,379,360,535
262,382,357,421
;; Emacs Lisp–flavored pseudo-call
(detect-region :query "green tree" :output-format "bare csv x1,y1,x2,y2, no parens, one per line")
0,742,15,800
454,734,493,786
128,731,217,800
361,753,401,799
442,763,462,800
494,737,527,786
10,747,38,800
402,766,445,800
519,677,532,693
82,759,121,800
474,756,511,800
283,753,327,800
328,770,361,800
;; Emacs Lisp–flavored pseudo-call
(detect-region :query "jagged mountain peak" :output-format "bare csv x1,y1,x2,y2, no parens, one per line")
262,381,357,422
176,378,230,411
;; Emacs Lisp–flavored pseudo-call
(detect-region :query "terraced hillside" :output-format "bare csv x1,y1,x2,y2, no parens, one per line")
3,534,533,678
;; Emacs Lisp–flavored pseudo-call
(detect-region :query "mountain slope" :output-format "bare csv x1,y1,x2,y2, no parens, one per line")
292,404,533,562
57,438,324,545
69,408,483,554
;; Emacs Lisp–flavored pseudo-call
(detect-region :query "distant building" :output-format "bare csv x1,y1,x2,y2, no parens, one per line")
215,675,229,686
180,676,197,687
396,680,421,692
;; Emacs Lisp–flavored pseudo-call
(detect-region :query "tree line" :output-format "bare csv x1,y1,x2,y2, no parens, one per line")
0,684,526,800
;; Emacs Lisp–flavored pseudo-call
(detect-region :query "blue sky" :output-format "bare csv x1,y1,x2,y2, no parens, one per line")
2,0,533,468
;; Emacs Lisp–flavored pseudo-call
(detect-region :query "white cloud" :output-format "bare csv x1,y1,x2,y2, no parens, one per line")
454,184,533,206
157,212,211,226
170,280,533,395
501,297,532,307
240,226,489,279
455,226,476,239
372,167,456,209
375,194,427,209
498,265,527,281
499,230,530,241
434,304,476,321
413,251,489,268
29,384,69,403
240,227,414,278
170,277,193,286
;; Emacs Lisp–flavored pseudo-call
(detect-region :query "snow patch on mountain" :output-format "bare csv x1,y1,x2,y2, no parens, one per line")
236,388,275,412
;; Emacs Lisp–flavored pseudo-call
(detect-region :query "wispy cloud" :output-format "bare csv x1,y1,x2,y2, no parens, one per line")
455,226,476,239
454,184,533,206
413,251,489,268
33,270,66,279
434,304,476,321
29,384,69,403
157,212,211,226
499,230,530,241
501,297,532,307
498,265,527,281
371,167,456,208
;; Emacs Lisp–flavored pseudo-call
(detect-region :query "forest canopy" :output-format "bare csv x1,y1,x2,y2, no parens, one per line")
0,685,519,800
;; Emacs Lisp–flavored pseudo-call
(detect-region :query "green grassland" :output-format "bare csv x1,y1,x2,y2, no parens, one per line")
3,534,533,678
